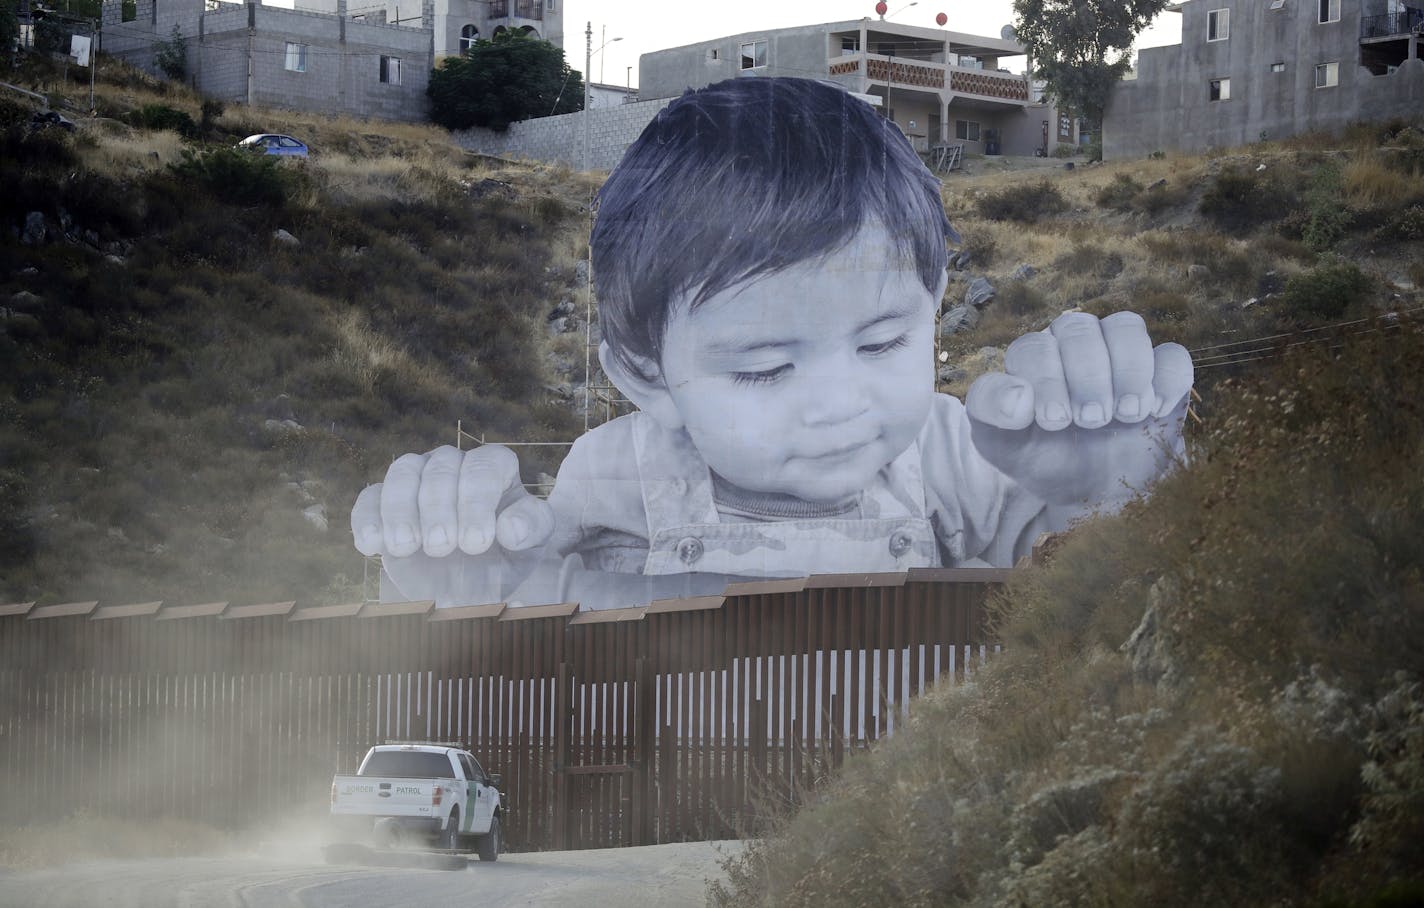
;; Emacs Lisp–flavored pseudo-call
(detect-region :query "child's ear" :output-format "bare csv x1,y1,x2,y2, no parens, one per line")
598,341,684,430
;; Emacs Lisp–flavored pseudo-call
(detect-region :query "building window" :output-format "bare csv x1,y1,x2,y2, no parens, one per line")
1209,77,1230,100
546,0,555,9
706,48,719,61
1315,60,1339,86
1318,0,1339,22
1208,9,1229,40
380,55,402,84
284,42,308,72
1269,0,1286,8
740,40,767,70
460,24,479,51
1270,61,1286,72
955,119,981,141
841,36,860,55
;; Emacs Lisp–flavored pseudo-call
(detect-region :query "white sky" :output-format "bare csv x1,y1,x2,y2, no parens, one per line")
564,0,1184,89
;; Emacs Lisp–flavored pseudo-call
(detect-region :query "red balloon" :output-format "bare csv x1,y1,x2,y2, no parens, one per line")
875,1,888,14
936,11,948,25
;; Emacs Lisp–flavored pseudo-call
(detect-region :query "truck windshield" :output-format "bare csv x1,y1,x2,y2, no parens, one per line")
359,751,456,779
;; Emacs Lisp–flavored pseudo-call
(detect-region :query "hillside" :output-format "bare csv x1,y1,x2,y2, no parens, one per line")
3,57,1423,612
2,57,598,606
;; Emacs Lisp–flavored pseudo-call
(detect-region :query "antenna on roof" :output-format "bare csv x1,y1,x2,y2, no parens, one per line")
1001,24,1017,41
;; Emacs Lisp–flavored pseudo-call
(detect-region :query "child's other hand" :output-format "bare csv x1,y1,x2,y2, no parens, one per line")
349,445,555,602
965,312,1193,506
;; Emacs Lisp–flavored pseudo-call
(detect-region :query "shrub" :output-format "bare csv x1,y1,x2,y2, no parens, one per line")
129,104,197,137
975,180,1068,222
997,279,1046,316
1053,243,1124,279
168,146,294,207
1278,259,1373,321
1096,173,1143,211
1199,164,1295,233
153,24,187,82
199,99,224,136
1384,204,1424,242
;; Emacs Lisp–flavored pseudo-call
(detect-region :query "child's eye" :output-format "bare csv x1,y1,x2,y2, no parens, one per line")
859,335,910,356
730,364,791,386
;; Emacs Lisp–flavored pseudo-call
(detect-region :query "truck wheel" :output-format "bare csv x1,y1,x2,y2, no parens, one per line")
477,815,501,862
441,808,461,851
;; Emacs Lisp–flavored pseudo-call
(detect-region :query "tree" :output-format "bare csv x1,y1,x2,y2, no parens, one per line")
153,24,187,81
1012,0,1167,156
427,31,582,132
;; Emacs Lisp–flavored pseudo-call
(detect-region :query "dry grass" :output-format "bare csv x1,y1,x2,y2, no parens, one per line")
1341,151,1424,210
328,308,449,395
76,125,188,173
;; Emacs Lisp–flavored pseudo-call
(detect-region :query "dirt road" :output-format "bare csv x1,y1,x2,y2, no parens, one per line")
0,840,741,908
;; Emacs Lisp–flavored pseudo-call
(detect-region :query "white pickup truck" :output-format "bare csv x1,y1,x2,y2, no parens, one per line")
330,743,505,861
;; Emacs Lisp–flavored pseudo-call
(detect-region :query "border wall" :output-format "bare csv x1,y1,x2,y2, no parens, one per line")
0,570,1002,851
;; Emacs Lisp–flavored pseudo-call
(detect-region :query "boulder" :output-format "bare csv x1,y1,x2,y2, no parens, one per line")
965,276,996,309
937,364,967,384
9,290,43,311
21,212,47,246
302,504,328,533
1187,264,1209,280
273,228,300,246
939,304,980,336
1010,263,1036,281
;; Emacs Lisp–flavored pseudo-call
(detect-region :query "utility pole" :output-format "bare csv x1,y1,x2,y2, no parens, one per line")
582,20,590,170
88,18,95,111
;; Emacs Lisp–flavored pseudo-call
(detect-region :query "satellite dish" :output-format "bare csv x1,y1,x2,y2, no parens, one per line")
1001,24,1017,40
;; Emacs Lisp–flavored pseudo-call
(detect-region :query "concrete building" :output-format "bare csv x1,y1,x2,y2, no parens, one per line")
639,19,1080,157
340,0,562,60
98,0,563,123
1105,0,1424,159
587,80,636,109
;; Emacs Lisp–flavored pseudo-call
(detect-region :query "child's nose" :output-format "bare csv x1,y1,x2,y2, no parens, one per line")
799,368,871,426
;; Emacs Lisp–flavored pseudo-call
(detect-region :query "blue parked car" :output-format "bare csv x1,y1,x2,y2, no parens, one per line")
237,134,310,157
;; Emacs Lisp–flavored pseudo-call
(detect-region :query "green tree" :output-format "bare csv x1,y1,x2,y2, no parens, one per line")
1012,0,1166,157
427,31,582,132
0,0,17,59
153,24,187,81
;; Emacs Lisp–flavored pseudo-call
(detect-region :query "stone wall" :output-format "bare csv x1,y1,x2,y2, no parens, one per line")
451,96,674,171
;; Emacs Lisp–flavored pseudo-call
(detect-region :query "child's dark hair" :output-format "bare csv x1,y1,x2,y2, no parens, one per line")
592,76,956,378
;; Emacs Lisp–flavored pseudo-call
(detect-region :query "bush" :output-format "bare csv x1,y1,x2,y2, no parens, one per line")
129,104,197,137
1096,173,1143,211
1053,243,1124,279
1384,205,1424,242
1279,259,1373,321
168,146,294,207
975,180,1068,222
1199,164,1295,233
153,24,187,82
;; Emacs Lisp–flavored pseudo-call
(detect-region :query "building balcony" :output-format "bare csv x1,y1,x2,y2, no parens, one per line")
1360,10,1423,38
829,54,1030,104
487,0,543,21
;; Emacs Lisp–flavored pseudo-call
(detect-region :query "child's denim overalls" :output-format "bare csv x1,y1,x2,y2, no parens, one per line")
627,413,946,577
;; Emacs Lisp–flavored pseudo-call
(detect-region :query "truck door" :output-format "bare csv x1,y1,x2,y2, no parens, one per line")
459,753,496,833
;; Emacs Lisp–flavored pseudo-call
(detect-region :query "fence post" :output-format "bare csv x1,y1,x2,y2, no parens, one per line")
632,656,653,846
553,661,570,850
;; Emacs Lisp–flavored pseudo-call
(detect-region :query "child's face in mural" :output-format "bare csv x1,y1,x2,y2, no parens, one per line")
655,225,942,504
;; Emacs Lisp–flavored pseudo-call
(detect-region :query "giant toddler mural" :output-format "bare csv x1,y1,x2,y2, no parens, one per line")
350,77,1194,610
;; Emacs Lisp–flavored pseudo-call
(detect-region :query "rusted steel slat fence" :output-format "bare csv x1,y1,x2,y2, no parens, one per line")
0,569,1002,850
